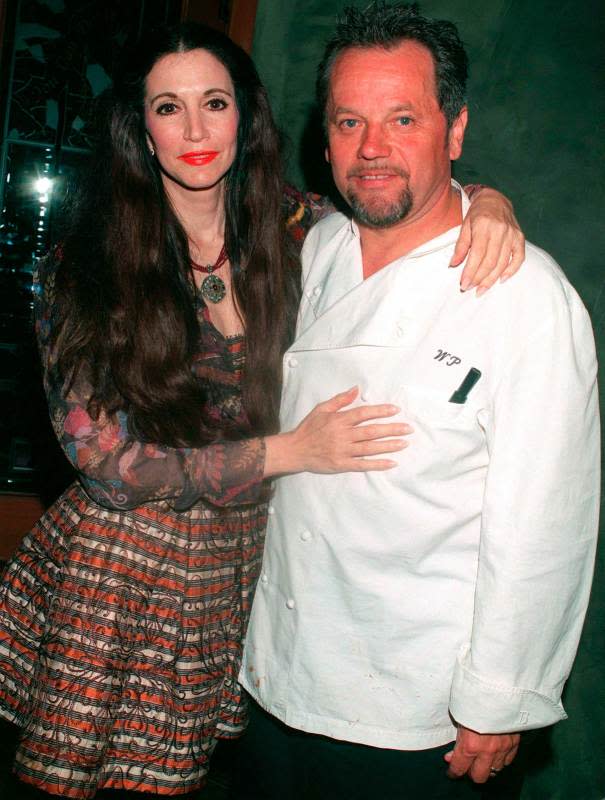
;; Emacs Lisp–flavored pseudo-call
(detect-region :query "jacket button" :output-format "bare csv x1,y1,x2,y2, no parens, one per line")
312,285,322,296
267,505,275,515
286,598,295,609
288,357,298,368
300,529,312,541
261,573,268,584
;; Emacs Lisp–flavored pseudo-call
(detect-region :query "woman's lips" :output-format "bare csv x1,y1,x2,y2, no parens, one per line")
177,151,219,166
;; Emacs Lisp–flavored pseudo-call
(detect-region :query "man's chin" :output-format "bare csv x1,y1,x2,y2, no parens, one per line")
347,190,413,229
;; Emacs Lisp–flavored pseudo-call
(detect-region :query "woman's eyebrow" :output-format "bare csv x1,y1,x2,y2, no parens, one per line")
149,88,234,104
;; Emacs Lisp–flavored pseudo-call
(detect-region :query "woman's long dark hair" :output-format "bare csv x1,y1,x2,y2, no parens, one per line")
54,23,299,446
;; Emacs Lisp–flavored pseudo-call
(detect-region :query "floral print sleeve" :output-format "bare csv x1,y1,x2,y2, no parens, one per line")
282,184,336,252
34,254,266,512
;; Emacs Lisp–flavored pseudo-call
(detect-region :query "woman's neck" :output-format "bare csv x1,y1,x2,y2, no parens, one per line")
163,177,226,253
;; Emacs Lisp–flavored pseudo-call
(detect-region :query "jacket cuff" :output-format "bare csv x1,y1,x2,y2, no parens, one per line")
449,645,567,733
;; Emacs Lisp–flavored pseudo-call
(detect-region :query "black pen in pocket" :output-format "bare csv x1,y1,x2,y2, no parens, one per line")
449,368,482,404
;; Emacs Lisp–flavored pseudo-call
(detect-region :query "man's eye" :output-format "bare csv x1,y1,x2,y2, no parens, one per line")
396,116,412,126
207,97,228,110
156,102,178,115
339,119,359,130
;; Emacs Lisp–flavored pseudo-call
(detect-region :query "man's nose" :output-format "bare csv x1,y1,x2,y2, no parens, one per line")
184,111,209,142
357,123,391,160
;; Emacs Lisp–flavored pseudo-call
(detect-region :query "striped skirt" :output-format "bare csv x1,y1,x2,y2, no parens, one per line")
0,482,266,797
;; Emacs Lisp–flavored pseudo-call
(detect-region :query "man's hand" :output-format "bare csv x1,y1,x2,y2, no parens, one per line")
452,187,525,296
444,724,520,783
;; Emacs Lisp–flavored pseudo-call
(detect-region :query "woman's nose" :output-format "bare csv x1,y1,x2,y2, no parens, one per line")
184,111,208,142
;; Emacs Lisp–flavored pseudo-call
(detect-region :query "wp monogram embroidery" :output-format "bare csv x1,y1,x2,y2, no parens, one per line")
434,349,461,366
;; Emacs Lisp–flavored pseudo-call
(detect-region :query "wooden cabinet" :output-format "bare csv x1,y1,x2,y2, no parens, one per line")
0,494,45,560
181,0,259,52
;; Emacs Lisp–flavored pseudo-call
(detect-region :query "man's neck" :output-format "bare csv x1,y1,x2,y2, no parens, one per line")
359,182,463,279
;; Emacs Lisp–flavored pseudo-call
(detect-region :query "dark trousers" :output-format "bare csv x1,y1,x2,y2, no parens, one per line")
230,701,526,800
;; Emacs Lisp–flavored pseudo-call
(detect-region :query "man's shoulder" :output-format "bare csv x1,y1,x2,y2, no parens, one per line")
522,241,567,281
483,240,591,341
510,241,581,307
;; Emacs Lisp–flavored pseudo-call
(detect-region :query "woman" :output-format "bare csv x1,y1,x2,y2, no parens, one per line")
0,23,523,799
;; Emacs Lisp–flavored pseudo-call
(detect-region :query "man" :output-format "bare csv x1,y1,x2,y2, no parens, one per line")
237,3,599,798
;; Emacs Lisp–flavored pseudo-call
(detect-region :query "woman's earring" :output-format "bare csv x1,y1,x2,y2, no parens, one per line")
148,144,155,156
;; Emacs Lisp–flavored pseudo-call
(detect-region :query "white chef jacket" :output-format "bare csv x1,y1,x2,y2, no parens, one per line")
240,186,600,750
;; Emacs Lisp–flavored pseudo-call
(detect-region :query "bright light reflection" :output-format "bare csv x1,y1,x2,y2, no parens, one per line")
34,177,52,194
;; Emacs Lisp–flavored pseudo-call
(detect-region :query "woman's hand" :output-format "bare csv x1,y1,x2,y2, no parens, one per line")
453,186,526,296
264,387,412,477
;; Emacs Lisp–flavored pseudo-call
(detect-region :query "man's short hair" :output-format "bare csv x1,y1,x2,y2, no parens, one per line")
317,1,468,129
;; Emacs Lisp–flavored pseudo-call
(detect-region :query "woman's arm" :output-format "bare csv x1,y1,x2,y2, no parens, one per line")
35,260,408,511
47,374,407,511
454,185,525,295
284,184,526,294
42,367,269,512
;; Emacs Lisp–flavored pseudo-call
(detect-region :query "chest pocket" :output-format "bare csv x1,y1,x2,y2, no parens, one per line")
399,383,477,430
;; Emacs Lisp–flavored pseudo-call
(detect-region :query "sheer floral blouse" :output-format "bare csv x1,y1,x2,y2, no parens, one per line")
34,185,324,512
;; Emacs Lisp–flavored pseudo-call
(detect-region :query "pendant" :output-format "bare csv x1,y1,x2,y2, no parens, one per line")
201,273,226,304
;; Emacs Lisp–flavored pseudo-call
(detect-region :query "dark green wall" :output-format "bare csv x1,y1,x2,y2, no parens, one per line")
252,2,605,798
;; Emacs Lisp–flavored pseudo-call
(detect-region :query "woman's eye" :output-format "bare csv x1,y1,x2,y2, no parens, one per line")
207,97,228,110
156,102,178,115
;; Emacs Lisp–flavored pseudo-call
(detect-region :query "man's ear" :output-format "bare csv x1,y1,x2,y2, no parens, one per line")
448,106,468,161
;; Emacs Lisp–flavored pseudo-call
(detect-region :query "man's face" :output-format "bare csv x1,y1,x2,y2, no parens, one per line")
325,41,467,229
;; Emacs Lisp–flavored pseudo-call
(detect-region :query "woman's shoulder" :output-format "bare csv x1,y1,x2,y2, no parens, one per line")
282,184,336,247
33,244,64,339
35,243,63,285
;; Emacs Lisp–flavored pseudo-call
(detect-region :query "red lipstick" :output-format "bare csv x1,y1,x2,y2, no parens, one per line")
178,151,219,166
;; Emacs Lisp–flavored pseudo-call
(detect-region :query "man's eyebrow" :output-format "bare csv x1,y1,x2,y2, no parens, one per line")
149,88,233,104
330,103,416,116
330,106,360,116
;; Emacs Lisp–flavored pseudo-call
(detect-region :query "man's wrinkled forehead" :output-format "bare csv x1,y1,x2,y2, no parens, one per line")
326,41,441,114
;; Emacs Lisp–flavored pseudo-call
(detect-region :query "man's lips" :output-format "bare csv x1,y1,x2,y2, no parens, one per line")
348,170,407,182
347,170,409,192
177,151,219,165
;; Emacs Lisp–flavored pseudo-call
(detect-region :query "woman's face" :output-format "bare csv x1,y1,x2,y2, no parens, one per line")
144,48,239,192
